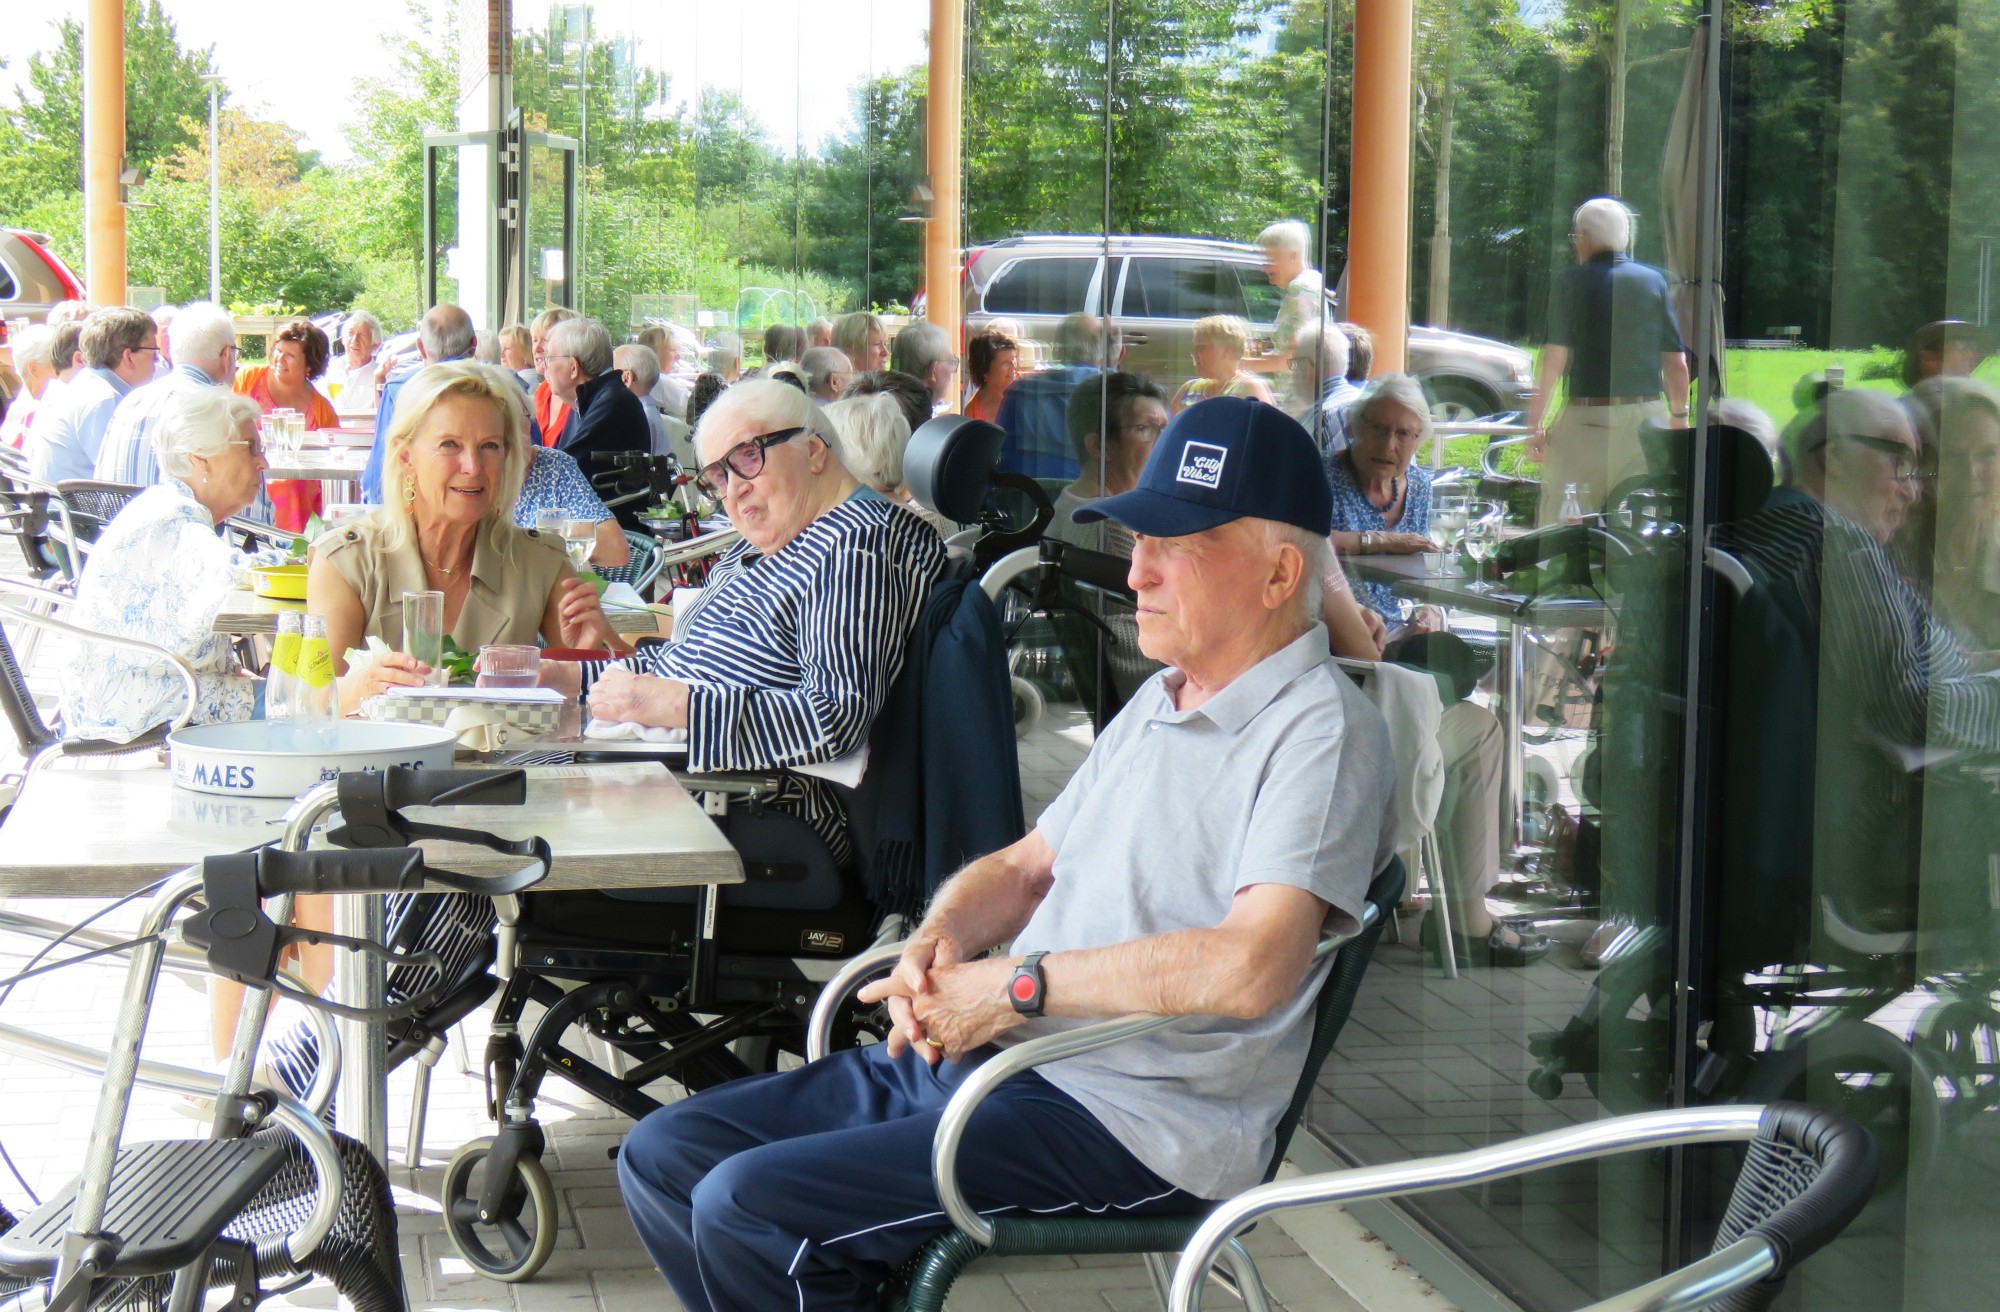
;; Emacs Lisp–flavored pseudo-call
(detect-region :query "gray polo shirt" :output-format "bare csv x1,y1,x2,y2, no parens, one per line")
1009,622,1396,1199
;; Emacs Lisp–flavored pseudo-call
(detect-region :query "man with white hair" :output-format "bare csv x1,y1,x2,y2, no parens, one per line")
1289,320,1358,456
544,317,650,466
1526,196,1689,523
149,304,178,378
614,395,1396,1312
1257,219,1325,379
95,302,241,486
888,320,959,412
0,325,59,450
614,341,692,463
332,310,383,417
361,303,476,503
799,345,853,405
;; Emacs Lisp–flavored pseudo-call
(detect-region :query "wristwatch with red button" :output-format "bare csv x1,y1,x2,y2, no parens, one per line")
1008,951,1048,1017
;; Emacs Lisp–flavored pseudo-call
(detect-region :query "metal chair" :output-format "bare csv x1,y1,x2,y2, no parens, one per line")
53,479,143,544
595,528,663,594
0,468,85,583
1171,1102,1879,1312
804,859,1408,1312
0,583,199,783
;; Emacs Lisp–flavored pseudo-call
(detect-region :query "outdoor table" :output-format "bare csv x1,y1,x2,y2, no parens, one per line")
0,761,744,1160
1347,552,1612,847
262,444,371,507
211,589,665,637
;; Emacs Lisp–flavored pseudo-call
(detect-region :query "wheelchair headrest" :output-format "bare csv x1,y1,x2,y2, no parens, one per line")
1637,420,1776,522
905,414,1006,525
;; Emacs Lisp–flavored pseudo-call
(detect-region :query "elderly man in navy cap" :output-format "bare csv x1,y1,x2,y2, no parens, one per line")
616,398,1398,1312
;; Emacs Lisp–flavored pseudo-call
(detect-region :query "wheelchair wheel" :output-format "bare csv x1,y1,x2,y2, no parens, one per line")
442,1138,558,1282
1012,676,1045,739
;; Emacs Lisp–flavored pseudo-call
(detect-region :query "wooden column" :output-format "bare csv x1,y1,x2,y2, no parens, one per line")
84,0,127,305
1348,0,1414,371
925,0,965,342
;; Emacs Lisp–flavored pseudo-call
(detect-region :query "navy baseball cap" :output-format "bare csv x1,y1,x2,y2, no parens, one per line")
1072,396,1333,537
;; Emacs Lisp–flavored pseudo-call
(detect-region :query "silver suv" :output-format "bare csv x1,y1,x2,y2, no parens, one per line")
0,229,87,326
961,234,1533,420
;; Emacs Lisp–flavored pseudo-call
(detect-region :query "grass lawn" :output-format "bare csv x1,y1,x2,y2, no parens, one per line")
1435,345,2000,474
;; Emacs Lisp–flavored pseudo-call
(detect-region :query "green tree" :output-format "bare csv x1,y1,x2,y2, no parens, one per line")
0,0,220,212
802,71,927,308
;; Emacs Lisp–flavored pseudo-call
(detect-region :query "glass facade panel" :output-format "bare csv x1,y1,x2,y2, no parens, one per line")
505,1,2000,1305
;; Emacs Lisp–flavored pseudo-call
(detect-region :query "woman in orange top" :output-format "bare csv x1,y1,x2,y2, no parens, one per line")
962,329,1019,425
530,305,578,447
235,319,338,531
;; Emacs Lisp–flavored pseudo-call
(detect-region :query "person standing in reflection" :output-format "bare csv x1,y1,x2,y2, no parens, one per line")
1170,316,1276,415
1256,219,1324,382
1526,197,1689,523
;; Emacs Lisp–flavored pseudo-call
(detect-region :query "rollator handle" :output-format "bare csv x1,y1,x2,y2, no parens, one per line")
352,766,527,819
251,845,429,895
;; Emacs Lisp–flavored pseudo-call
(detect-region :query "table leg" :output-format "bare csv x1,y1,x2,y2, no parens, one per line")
332,894,389,1163
1502,619,1526,853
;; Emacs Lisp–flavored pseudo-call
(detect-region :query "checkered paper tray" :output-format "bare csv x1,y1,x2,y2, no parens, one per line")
360,686,565,736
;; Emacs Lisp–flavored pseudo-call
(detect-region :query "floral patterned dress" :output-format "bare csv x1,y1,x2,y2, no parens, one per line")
1325,449,1432,622
58,481,277,742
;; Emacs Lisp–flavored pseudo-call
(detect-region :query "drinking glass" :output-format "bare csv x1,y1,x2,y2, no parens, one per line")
534,508,566,540
562,518,599,570
476,644,541,688
1427,492,1468,574
1461,501,1502,594
402,590,446,686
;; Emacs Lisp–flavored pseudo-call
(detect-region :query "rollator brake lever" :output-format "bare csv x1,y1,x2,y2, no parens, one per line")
325,767,552,897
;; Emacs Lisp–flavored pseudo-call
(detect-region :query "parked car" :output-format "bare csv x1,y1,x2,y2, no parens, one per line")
0,228,87,325
959,234,1534,420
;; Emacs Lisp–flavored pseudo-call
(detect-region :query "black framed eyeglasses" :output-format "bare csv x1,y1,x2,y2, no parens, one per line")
694,427,807,498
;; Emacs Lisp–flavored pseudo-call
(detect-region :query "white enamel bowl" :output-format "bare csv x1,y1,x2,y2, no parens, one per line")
167,721,457,798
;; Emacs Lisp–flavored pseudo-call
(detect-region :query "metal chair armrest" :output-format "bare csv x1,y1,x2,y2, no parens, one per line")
1168,1105,1768,1312
0,595,203,731
805,941,909,1062
931,911,1376,1247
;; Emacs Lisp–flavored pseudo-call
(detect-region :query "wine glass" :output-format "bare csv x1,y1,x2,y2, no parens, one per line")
562,518,599,571
1427,492,1468,574
1461,502,1502,593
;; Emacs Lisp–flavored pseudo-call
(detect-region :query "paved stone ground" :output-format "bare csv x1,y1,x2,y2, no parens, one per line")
0,671,1453,1312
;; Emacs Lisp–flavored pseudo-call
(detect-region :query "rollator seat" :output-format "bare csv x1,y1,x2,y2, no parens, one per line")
0,1139,287,1278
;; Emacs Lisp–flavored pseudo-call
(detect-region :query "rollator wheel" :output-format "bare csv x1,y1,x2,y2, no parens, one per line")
1012,676,1045,739
442,1139,559,1282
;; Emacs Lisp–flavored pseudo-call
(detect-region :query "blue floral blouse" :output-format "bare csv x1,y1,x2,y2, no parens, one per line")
513,446,613,528
1324,450,1432,621
58,481,279,742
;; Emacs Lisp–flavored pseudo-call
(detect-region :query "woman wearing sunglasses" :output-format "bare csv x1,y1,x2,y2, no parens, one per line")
552,378,947,864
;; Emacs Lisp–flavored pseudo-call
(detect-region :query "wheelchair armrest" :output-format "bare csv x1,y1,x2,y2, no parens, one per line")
1168,1104,1770,1312
921,915,1376,1248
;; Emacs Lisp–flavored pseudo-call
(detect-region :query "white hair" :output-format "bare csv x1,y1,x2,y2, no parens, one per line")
343,310,382,344
613,343,661,393
11,324,54,371
154,388,261,480
1573,197,1633,253
1708,398,1782,470
707,331,743,375
889,321,951,379
548,317,613,377
1347,372,1435,451
1293,321,1350,380
695,377,843,471
822,393,912,492
800,346,852,397
169,301,236,370
419,304,476,362
1257,220,1311,260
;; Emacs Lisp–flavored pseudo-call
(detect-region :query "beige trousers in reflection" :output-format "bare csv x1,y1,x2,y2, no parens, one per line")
1435,699,1505,904
1537,399,1667,524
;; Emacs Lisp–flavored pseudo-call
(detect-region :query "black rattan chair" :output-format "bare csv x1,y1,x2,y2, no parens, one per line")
53,479,143,545
1171,1101,1878,1312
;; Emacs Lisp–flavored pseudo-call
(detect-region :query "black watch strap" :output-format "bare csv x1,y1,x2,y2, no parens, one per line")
1008,951,1048,1017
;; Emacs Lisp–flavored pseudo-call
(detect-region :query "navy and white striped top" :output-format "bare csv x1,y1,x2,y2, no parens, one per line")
613,494,947,860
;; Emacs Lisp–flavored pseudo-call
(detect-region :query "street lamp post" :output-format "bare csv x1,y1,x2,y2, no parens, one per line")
204,75,222,305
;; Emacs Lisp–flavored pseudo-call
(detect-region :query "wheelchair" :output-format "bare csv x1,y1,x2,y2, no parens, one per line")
436,415,1036,1280
0,768,550,1312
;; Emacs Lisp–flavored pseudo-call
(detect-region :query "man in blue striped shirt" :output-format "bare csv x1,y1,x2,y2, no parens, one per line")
93,302,240,487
